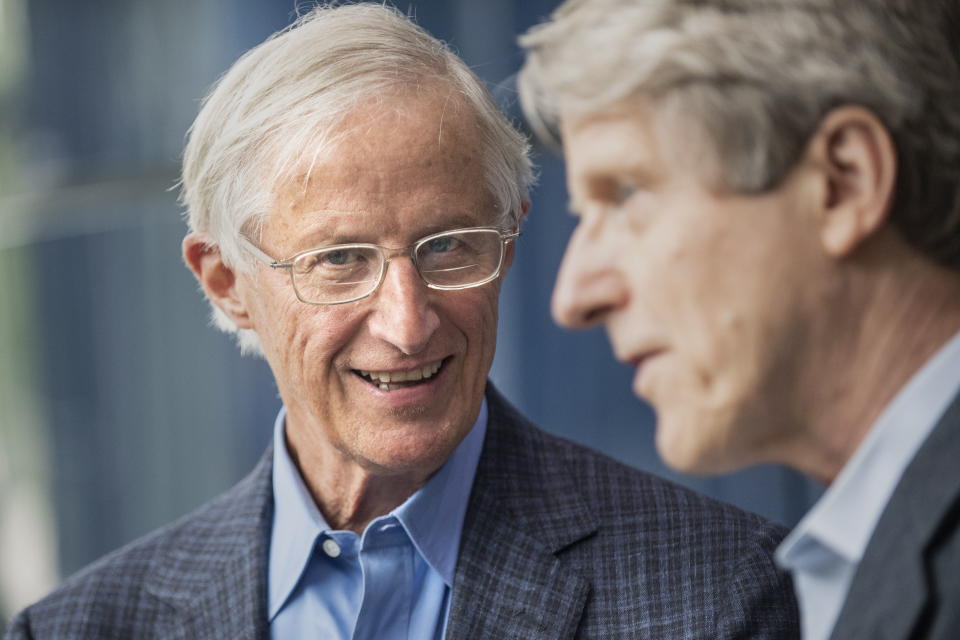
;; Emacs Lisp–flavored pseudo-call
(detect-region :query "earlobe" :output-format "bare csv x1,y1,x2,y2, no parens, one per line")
812,106,897,257
182,233,255,329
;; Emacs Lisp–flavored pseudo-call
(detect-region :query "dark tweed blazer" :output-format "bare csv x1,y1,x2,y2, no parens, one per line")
829,390,960,640
6,384,798,639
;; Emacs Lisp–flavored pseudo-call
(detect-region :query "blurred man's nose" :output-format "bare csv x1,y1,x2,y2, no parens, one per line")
367,258,440,355
552,224,627,329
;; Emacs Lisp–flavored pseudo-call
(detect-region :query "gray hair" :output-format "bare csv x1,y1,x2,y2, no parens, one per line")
180,2,533,355
519,0,960,270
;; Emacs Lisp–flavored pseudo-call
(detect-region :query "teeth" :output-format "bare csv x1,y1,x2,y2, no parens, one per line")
360,360,443,387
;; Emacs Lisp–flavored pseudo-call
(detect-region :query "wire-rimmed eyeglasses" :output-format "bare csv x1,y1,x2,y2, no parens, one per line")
239,226,519,305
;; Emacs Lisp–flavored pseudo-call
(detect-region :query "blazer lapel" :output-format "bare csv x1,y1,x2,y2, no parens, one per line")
446,385,595,639
829,391,960,640
146,446,275,640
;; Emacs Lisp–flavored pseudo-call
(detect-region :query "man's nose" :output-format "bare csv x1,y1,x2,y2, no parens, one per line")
551,224,627,329
367,257,440,355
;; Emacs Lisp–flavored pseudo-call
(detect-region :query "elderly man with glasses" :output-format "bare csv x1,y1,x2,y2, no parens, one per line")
6,4,798,640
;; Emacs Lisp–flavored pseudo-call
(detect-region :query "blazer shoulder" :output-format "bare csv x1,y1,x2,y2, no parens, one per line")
550,423,785,540
7,525,176,639
494,395,786,540
478,387,799,638
9,451,273,639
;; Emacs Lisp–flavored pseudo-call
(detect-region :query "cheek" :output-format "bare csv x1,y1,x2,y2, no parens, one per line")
449,288,500,369
254,291,359,383
643,220,755,400
252,288,300,354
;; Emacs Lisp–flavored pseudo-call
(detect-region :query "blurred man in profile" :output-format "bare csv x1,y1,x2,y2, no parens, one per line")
4,3,799,639
520,1,960,639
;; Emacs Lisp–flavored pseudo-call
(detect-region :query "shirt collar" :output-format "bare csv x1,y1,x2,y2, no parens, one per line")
779,329,960,569
268,400,488,619
268,406,326,620
393,399,487,586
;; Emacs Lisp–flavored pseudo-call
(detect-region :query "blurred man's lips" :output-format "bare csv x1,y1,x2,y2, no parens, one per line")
621,347,665,368
620,348,665,390
353,357,449,391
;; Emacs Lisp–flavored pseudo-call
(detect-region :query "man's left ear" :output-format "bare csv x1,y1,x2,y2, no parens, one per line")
807,106,897,257
504,199,532,270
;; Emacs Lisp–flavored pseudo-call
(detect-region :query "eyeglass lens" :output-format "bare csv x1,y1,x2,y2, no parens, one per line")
290,229,504,304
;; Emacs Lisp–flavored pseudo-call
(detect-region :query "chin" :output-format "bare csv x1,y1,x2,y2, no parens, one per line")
653,412,739,475
360,430,461,475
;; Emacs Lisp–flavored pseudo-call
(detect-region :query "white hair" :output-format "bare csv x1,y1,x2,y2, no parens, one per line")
180,2,533,355
520,0,960,271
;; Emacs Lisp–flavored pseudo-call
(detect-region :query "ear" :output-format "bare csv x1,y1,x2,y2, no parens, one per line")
182,232,255,329
502,199,531,271
807,106,897,257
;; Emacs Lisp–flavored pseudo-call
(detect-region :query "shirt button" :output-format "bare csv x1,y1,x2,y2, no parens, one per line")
321,538,341,558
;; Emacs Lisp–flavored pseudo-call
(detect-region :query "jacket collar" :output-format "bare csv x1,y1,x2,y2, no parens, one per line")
446,384,597,638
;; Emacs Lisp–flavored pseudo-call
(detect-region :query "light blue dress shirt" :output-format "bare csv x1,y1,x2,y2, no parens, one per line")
777,329,960,640
268,400,488,640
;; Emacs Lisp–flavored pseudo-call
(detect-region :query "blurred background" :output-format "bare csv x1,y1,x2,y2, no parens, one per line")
0,0,822,623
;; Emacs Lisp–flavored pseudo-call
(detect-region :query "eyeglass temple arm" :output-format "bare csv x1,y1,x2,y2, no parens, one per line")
239,235,291,270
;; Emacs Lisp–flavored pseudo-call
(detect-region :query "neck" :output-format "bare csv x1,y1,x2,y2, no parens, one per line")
788,240,960,484
282,414,431,534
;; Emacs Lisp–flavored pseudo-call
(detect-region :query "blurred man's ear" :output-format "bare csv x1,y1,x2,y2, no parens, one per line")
807,106,897,257
182,233,255,329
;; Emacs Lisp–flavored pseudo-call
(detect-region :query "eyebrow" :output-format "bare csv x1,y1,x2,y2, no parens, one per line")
292,210,500,250
417,212,498,235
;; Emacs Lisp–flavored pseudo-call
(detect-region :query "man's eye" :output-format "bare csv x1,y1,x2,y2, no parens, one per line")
319,249,364,267
424,236,460,253
615,183,637,205
588,179,640,209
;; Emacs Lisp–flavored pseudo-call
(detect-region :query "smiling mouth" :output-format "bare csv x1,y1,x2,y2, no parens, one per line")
353,357,449,391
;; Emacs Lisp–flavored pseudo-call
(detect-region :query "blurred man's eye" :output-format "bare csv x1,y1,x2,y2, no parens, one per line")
615,182,638,205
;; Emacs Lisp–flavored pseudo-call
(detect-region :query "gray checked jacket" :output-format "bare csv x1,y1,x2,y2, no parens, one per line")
6,384,799,639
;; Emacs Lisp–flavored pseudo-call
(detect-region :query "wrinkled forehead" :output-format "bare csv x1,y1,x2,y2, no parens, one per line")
256,89,498,247
276,89,485,196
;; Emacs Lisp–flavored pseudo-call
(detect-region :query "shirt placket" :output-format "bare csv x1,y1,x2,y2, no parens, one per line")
352,518,413,639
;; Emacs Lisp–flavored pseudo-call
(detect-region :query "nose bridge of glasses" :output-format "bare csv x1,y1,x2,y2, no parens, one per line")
376,240,442,286
376,244,422,283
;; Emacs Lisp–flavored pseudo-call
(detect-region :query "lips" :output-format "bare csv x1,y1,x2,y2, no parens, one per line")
354,357,447,391
626,349,665,396
619,345,664,368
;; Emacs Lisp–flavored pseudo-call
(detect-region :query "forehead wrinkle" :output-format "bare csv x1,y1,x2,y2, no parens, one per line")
266,89,494,255
293,208,389,246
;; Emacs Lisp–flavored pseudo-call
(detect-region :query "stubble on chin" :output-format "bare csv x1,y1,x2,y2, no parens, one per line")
385,404,429,420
